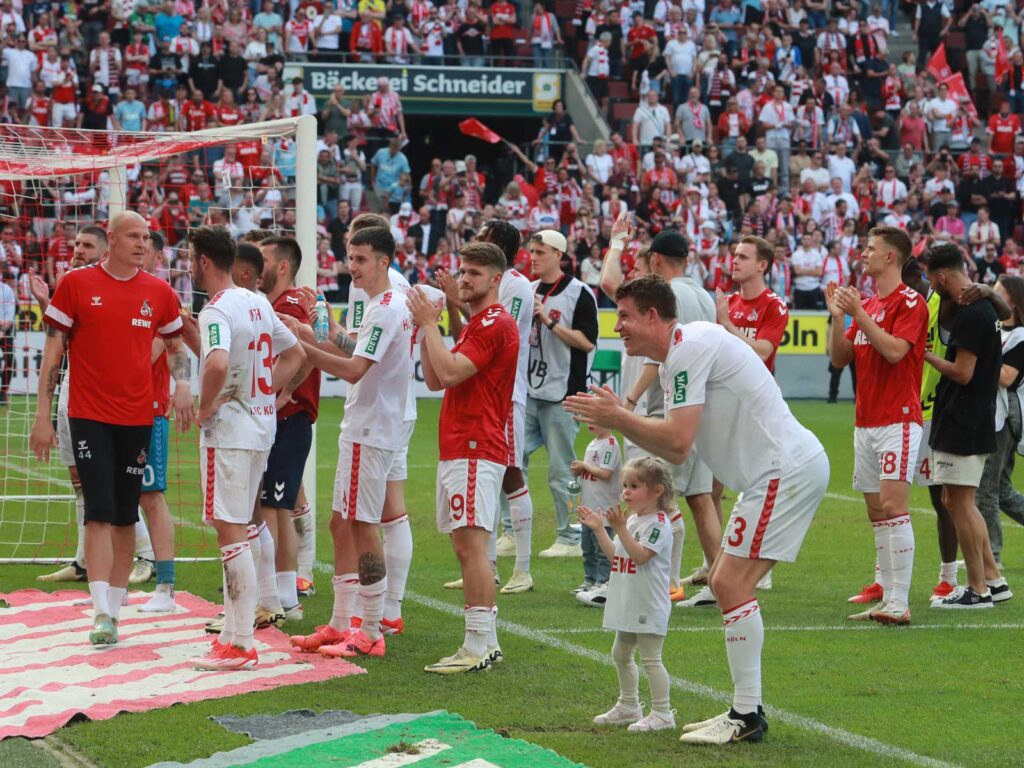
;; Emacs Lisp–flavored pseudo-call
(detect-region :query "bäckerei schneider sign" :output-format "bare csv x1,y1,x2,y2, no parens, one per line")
296,63,562,116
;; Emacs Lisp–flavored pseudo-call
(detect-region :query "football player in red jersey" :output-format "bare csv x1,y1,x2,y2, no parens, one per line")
827,226,929,625
31,212,184,646
410,241,519,674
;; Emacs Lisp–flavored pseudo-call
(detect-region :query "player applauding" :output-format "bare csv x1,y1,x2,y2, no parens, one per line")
409,242,519,674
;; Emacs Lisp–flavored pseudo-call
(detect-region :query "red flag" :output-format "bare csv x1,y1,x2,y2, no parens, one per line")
995,31,1010,84
927,43,952,81
939,72,978,123
459,118,503,144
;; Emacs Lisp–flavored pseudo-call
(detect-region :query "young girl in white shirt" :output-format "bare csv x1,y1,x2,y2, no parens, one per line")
579,456,676,733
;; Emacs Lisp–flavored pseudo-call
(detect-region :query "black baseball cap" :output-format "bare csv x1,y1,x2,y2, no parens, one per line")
649,230,689,260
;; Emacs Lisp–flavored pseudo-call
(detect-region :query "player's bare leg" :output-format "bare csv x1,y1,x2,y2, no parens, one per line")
855,481,914,624
437,527,496,671
937,485,1001,601
138,491,176,611
499,467,534,594
680,552,771,744
380,480,413,632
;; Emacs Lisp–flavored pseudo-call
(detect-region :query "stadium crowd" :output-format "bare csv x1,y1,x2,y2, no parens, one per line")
0,0,1017,320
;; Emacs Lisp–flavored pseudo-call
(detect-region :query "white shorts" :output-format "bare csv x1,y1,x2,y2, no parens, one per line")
51,102,77,127
914,420,938,487
57,407,74,466
201,446,269,526
333,439,398,523
933,450,989,488
852,423,922,493
672,450,713,497
722,451,830,563
507,400,525,469
387,421,416,482
435,458,504,534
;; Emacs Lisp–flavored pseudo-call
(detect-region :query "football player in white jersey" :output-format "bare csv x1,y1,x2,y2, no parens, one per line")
441,220,537,594
341,213,444,634
187,226,305,670
289,225,413,660
566,275,829,745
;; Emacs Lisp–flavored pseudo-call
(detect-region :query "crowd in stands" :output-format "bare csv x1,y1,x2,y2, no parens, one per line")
0,0,1022,314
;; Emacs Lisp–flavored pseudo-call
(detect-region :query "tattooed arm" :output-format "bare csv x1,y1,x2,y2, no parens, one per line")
166,336,195,433
29,325,68,462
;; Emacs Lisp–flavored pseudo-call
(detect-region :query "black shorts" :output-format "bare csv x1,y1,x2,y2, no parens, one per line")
68,418,151,526
260,411,312,510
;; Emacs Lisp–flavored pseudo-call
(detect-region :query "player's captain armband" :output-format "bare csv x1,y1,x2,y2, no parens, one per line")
672,371,688,405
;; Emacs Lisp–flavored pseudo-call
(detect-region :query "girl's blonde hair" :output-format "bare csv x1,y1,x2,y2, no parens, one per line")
622,456,676,512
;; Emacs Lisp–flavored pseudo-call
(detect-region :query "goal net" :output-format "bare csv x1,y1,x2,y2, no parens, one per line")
0,115,318,563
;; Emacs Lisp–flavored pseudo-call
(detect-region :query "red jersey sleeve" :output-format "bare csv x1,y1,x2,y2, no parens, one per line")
845,316,858,341
756,298,788,347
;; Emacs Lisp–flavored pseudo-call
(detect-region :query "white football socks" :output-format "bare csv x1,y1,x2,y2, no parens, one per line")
254,523,282,613
507,487,533,573
330,573,359,632
89,580,110,617
277,571,299,610
464,605,491,658
135,513,154,561
74,490,87,568
292,503,315,583
359,577,387,641
939,561,958,586
888,514,914,609
723,599,763,716
382,515,412,620
873,519,893,603
108,586,126,621
221,542,257,651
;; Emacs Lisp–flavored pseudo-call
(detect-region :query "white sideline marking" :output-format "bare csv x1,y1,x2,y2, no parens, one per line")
401,588,958,768
542,623,1024,635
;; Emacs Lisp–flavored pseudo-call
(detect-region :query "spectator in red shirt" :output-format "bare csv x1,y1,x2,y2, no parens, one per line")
489,0,517,67
350,11,383,62
609,131,639,176
987,101,1022,156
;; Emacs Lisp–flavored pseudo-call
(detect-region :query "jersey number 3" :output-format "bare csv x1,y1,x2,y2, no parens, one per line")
248,333,274,396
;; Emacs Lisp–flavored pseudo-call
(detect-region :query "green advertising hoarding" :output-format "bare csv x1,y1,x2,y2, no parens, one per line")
297,63,562,117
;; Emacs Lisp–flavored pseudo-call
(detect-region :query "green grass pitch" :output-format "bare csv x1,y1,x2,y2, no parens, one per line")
2,398,1023,767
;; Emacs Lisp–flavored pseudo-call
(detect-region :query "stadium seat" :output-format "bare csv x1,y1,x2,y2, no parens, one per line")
591,349,622,391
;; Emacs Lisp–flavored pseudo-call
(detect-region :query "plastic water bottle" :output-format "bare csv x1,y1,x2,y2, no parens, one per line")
567,477,582,518
313,293,330,343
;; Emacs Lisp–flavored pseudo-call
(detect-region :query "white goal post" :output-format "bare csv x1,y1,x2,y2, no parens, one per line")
0,114,319,564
